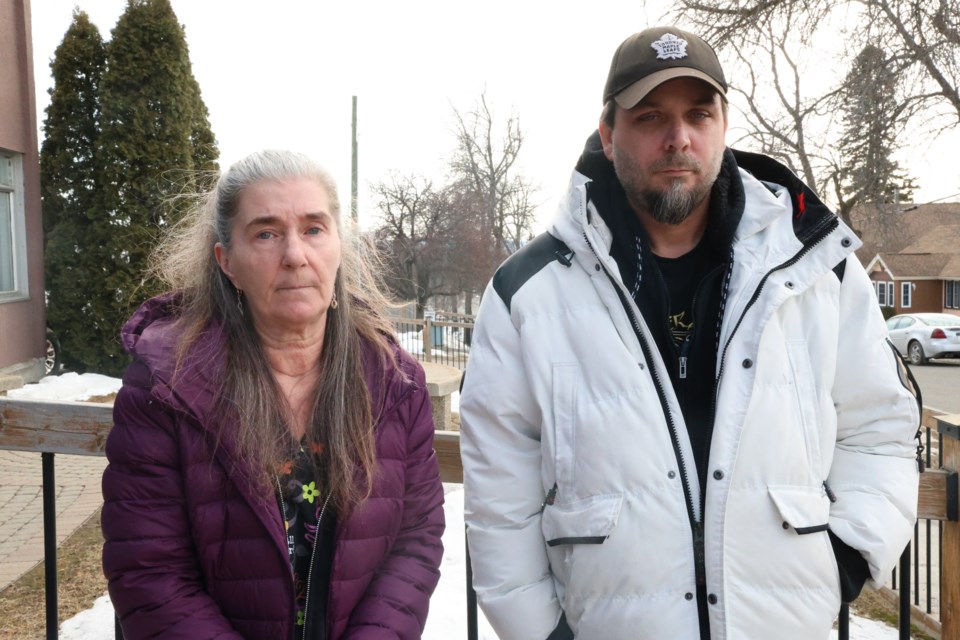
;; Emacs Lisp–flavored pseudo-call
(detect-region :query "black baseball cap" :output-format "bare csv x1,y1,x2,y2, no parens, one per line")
603,27,727,109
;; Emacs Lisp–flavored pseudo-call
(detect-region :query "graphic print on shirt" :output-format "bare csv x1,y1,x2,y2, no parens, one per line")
669,311,694,348
278,444,325,629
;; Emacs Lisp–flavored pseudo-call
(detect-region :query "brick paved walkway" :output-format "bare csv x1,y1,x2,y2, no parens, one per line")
0,450,106,591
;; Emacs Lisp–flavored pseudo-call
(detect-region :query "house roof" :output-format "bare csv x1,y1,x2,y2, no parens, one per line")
870,253,956,279
853,202,960,278
853,202,960,254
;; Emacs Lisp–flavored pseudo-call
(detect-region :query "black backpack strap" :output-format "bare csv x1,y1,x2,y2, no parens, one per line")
886,338,925,472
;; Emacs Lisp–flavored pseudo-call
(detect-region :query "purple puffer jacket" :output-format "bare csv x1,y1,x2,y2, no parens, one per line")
102,295,445,639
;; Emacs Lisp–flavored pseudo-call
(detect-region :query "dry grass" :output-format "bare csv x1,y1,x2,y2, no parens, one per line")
0,509,108,640
85,394,117,404
850,588,938,640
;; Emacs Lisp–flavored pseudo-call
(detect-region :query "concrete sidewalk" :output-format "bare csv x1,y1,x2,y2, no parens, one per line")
0,450,106,592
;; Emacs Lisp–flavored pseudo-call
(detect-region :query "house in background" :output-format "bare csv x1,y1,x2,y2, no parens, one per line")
856,202,960,317
0,0,46,389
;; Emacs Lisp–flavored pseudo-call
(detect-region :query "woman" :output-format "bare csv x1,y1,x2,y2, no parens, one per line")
102,150,445,639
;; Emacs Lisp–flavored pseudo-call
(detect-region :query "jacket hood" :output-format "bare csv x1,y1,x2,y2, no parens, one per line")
573,130,838,251
731,149,838,245
121,292,181,363
121,292,228,424
573,129,745,262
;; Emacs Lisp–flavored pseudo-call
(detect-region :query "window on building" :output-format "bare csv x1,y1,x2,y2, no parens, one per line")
877,281,887,306
946,281,960,309
887,282,895,307
0,151,27,301
901,282,912,308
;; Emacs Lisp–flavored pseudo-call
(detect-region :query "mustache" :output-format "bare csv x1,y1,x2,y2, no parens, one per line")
650,154,702,173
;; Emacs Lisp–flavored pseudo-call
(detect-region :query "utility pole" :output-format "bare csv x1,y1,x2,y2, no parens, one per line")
351,95,358,223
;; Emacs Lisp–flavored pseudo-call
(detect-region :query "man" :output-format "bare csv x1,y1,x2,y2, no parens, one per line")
459,26,921,640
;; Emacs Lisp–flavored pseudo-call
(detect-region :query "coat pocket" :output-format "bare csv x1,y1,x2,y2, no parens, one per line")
768,484,830,534
542,493,623,547
551,363,578,491
785,341,822,472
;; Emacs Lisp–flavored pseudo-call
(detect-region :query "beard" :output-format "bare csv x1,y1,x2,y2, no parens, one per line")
613,150,722,226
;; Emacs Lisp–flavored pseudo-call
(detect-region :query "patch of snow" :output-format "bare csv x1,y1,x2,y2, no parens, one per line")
829,612,900,639
422,484,498,639
395,327,467,358
60,594,114,639
6,372,121,402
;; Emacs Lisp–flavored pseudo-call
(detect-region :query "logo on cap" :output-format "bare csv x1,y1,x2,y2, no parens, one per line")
651,33,688,60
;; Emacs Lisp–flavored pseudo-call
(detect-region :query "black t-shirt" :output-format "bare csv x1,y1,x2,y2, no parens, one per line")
654,240,713,354
650,239,724,485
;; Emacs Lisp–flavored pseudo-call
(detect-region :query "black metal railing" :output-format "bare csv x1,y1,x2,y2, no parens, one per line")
2,397,955,640
884,423,946,640
34,451,124,639
392,317,472,371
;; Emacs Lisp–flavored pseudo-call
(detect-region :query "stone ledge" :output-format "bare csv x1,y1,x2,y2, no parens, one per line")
421,363,462,432
421,362,462,397
0,375,24,393
0,358,44,388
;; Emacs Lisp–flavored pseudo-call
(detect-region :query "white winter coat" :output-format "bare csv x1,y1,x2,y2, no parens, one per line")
459,165,920,640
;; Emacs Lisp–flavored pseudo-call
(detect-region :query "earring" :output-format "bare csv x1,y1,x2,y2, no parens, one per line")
331,293,338,310
237,289,244,314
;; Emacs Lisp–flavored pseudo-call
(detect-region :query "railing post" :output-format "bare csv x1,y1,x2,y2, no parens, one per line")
42,452,58,640
423,317,433,363
936,414,960,639
838,603,849,640
898,544,911,639
466,528,478,640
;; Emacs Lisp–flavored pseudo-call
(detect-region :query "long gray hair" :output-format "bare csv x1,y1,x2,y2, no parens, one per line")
151,149,396,513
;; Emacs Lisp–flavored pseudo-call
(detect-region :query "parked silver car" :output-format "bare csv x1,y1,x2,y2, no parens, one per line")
886,313,960,365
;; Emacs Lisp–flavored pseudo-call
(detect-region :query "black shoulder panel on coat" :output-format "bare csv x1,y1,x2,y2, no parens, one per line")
833,259,846,283
493,232,571,312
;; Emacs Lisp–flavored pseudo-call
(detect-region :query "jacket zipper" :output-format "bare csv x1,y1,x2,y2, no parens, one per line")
709,219,840,523
582,229,710,632
679,337,689,380
276,475,332,640
581,208,840,631
581,231,700,527
277,476,295,564
674,262,720,382
711,217,840,425
302,493,331,640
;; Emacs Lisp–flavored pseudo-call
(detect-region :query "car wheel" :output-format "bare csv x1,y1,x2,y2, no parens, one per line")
45,329,62,376
908,340,927,366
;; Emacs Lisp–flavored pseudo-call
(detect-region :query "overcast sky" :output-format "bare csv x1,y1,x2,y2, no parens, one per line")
30,0,959,232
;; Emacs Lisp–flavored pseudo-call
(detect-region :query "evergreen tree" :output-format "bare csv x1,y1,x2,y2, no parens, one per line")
839,45,916,206
90,0,219,374
40,9,106,373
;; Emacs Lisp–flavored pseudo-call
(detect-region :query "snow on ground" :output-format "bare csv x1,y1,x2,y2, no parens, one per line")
15,374,898,639
396,329,447,358
829,615,902,640
6,372,121,402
